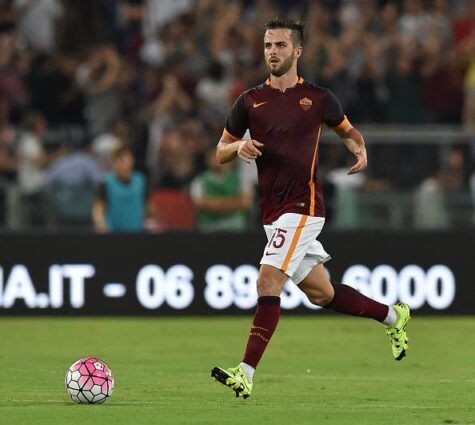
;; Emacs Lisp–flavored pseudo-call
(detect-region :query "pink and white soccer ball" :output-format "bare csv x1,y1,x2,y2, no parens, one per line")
65,357,114,404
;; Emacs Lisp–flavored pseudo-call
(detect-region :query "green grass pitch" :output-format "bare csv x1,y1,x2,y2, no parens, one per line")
0,316,473,425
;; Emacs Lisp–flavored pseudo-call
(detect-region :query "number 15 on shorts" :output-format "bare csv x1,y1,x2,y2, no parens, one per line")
265,228,287,256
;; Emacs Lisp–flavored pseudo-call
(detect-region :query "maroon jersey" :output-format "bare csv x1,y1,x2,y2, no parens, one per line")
224,77,345,224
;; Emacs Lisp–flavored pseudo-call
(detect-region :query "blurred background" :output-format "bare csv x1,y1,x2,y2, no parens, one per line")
0,0,473,233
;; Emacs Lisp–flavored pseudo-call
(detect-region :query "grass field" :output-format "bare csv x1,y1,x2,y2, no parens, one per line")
0,316,473,425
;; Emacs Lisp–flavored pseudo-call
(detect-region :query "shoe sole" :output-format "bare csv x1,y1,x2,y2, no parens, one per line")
395,349,406,361
211,367,250,399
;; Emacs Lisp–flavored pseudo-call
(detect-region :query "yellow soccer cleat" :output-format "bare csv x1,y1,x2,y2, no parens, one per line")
211,365,253,399
386,303,411,361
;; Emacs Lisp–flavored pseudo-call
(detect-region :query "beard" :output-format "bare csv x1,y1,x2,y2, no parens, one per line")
268,53,294,77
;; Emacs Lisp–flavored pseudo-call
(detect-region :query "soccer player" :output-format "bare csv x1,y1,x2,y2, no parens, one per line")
211,18,411,399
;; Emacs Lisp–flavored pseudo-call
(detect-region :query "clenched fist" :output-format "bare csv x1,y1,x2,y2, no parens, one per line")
237,140,263,163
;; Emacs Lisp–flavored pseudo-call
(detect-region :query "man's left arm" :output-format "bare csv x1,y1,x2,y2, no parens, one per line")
323,89,367,175
331,119,367,175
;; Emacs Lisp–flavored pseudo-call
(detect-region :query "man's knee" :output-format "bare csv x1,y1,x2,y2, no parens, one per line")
257,267,286,297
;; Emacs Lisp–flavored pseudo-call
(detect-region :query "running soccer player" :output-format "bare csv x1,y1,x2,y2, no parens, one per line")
211,18,411,399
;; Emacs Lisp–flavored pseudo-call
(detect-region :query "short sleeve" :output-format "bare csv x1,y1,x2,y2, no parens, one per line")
225,94,248,139
323,89,345,127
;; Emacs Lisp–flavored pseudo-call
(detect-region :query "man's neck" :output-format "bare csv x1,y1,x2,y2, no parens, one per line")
269,71,299,93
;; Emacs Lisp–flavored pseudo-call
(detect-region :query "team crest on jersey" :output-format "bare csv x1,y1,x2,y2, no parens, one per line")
299,97,312,111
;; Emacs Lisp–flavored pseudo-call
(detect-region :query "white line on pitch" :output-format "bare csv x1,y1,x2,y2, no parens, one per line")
2,400,460,410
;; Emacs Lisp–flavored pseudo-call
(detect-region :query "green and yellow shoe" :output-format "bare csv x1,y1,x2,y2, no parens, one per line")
211,365,253,399
386,303,411,361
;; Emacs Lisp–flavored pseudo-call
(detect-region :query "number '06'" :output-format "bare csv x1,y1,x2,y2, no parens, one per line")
136,265,194,309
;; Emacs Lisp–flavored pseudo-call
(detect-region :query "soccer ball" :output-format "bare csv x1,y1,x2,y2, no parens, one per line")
65,357,114,404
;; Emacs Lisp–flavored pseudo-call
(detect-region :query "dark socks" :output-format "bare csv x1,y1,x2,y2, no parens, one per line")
325,283,388,322
242,296,281,369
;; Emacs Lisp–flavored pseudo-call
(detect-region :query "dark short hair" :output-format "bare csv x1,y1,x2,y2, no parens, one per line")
264,17,305,47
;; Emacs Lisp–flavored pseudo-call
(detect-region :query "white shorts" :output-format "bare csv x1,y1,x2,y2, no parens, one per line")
260,213,331,284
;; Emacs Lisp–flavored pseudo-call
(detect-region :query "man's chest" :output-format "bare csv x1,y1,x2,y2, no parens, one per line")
247,91,324,137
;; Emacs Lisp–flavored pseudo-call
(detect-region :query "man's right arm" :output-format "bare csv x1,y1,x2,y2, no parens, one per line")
218,93,263,164
217,132,263,164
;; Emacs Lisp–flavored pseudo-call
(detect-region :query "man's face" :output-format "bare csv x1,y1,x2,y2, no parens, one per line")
264,28,301,77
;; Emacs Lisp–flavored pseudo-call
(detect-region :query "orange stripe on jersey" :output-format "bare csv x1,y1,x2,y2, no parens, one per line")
298,77,304,84
222,128,241,141
281,215,308,272
331,115,352,132
308,126,322,216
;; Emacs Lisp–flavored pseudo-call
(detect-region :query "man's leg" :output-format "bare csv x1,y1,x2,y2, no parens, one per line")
299,264,391,321
299,264,411,360
241,264,287,371
211,264,288,397
299,264,396,325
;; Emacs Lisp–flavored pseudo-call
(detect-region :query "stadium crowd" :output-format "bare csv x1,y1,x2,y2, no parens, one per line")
0,0,473,231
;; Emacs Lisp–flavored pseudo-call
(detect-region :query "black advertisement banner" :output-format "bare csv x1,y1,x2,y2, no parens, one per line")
0,232,473,315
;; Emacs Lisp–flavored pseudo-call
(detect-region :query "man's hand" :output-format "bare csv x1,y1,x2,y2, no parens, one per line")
237,140,263,163
348,147,367,175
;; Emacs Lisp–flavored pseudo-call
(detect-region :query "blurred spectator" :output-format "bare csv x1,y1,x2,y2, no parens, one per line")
453,0,475,47
422,0,453,49
414,149,467,228
142,0,193,40
414,166,449,229
398,0,430,46
56,0,111,54
146,75,192,183
92,146,149,233
0,1,17,31
385,51,424,123
17,112,48,195
326,152,390,228
0,123,16,226
190,147,251,232
16,112,50,226
0,31,28,125
75,44,129,136
140,0,193,66
0,123,17,180
25,53,84,126
422,49,463,123
43,142,101,188
92,117,129,173
195,61,231,122
40,131,100,228
13,0,63,53
441,149,466,192
158,128,198,190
